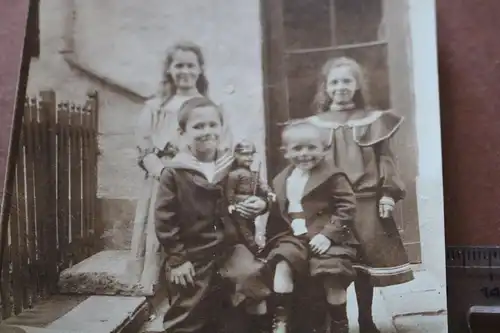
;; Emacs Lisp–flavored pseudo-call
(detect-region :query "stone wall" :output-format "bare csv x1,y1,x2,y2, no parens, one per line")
27,0,268,248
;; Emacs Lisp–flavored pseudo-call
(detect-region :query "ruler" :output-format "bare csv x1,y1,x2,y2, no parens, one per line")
446,246,500,333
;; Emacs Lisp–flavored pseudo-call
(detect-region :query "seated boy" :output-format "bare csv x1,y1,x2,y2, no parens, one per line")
263,120,359,333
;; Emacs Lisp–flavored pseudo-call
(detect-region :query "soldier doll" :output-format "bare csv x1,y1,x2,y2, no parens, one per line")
227,140,276,254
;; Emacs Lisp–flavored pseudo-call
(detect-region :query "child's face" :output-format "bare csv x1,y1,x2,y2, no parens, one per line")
283,127,328,171
235,152,254,168
169,50,201,90
326,65,357,105
182,106,222,155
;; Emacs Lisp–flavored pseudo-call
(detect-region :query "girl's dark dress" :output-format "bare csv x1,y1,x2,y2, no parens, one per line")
308,109,414,286
154,151,270,333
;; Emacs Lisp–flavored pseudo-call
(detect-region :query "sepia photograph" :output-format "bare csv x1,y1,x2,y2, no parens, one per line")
0,0,447,332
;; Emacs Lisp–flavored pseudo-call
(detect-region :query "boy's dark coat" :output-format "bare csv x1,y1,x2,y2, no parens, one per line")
267,159,359,246
154,152,271,311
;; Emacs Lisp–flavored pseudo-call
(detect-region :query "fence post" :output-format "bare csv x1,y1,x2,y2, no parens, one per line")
24,97,38,306
16,99,28,309
39,90,58,294
57,101,70,270
85,90,100,253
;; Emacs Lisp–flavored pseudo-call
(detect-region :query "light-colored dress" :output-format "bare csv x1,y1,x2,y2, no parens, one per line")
130,94,232,292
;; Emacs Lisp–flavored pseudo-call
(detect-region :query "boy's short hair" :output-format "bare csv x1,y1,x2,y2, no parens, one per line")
280,119,331,149
177,96,223,131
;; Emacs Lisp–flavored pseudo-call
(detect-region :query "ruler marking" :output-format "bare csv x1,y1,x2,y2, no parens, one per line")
446,246,500,332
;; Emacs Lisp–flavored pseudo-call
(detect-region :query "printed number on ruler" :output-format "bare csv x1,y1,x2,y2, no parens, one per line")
447,246,500,298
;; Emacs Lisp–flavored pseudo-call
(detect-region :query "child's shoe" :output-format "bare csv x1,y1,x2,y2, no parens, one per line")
331,319,349,333
328,303,350,333
358,320,381,333
271,293,292,333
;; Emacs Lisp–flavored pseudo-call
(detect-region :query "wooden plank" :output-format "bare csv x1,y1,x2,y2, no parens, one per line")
10,163,21,315
1,244,12,319
261,0,290,178
33,97,48,299
27,98,42,303
56,102,69,270
15,120,28,309
80,108,91,258
37,97,51,298
23,98,37,307
46,296,147,333
39,91,58,294
69,104,82,264
86,91,99,253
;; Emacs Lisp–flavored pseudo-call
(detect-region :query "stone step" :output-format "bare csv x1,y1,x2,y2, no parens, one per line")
58,250,159,296
0,325,92,333
2,295,150,333
380,270,447,318
140,298,170,333
45,296,149,333
0,295,88,328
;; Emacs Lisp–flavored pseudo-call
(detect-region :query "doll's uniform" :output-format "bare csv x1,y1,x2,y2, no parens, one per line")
226,165,273,253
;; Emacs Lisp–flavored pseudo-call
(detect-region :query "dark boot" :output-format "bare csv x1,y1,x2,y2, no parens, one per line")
308,302,328,333
328,303,349,333
271,293,293,333
217,303,249,333
354,276,380,333
249,314,272,333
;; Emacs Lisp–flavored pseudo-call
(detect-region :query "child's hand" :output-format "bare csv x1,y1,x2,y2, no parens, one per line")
291,219,308,236
169,261,196,287
153,167,166,181
236,196,267,218
255,232,266,249
309,234,331,255
379,196,395,218
267,192,277,202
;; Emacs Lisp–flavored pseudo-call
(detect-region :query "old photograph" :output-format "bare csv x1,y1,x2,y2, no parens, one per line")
0,0,447,332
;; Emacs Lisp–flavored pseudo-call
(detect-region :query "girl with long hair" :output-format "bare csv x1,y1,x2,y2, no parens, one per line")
131,41,231,291
307,56,414,333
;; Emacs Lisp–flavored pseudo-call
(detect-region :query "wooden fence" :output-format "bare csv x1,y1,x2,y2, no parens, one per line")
0,90,100,320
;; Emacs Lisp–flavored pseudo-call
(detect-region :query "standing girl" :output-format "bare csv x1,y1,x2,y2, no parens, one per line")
308,56,414,333
155,96,269,333
132,41,232,291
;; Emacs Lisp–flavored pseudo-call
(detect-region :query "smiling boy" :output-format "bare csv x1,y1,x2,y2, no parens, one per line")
263,120,359,333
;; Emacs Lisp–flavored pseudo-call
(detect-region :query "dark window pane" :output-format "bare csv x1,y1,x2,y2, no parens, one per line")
284,44,389,120
334,0,384,45
283,0,332,50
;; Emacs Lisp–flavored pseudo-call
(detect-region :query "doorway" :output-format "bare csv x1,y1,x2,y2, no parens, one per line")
261,0,421,262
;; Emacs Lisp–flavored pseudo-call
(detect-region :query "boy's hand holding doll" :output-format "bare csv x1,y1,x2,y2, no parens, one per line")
379,196,395,218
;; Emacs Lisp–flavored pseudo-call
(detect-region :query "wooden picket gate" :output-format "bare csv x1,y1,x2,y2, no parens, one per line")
0,90,100,320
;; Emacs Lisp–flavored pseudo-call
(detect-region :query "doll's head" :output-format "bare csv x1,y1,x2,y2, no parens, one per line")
159,41,209,100
178,97,223,161
313,56,370,113
234,140,256,168
281,120,330,171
